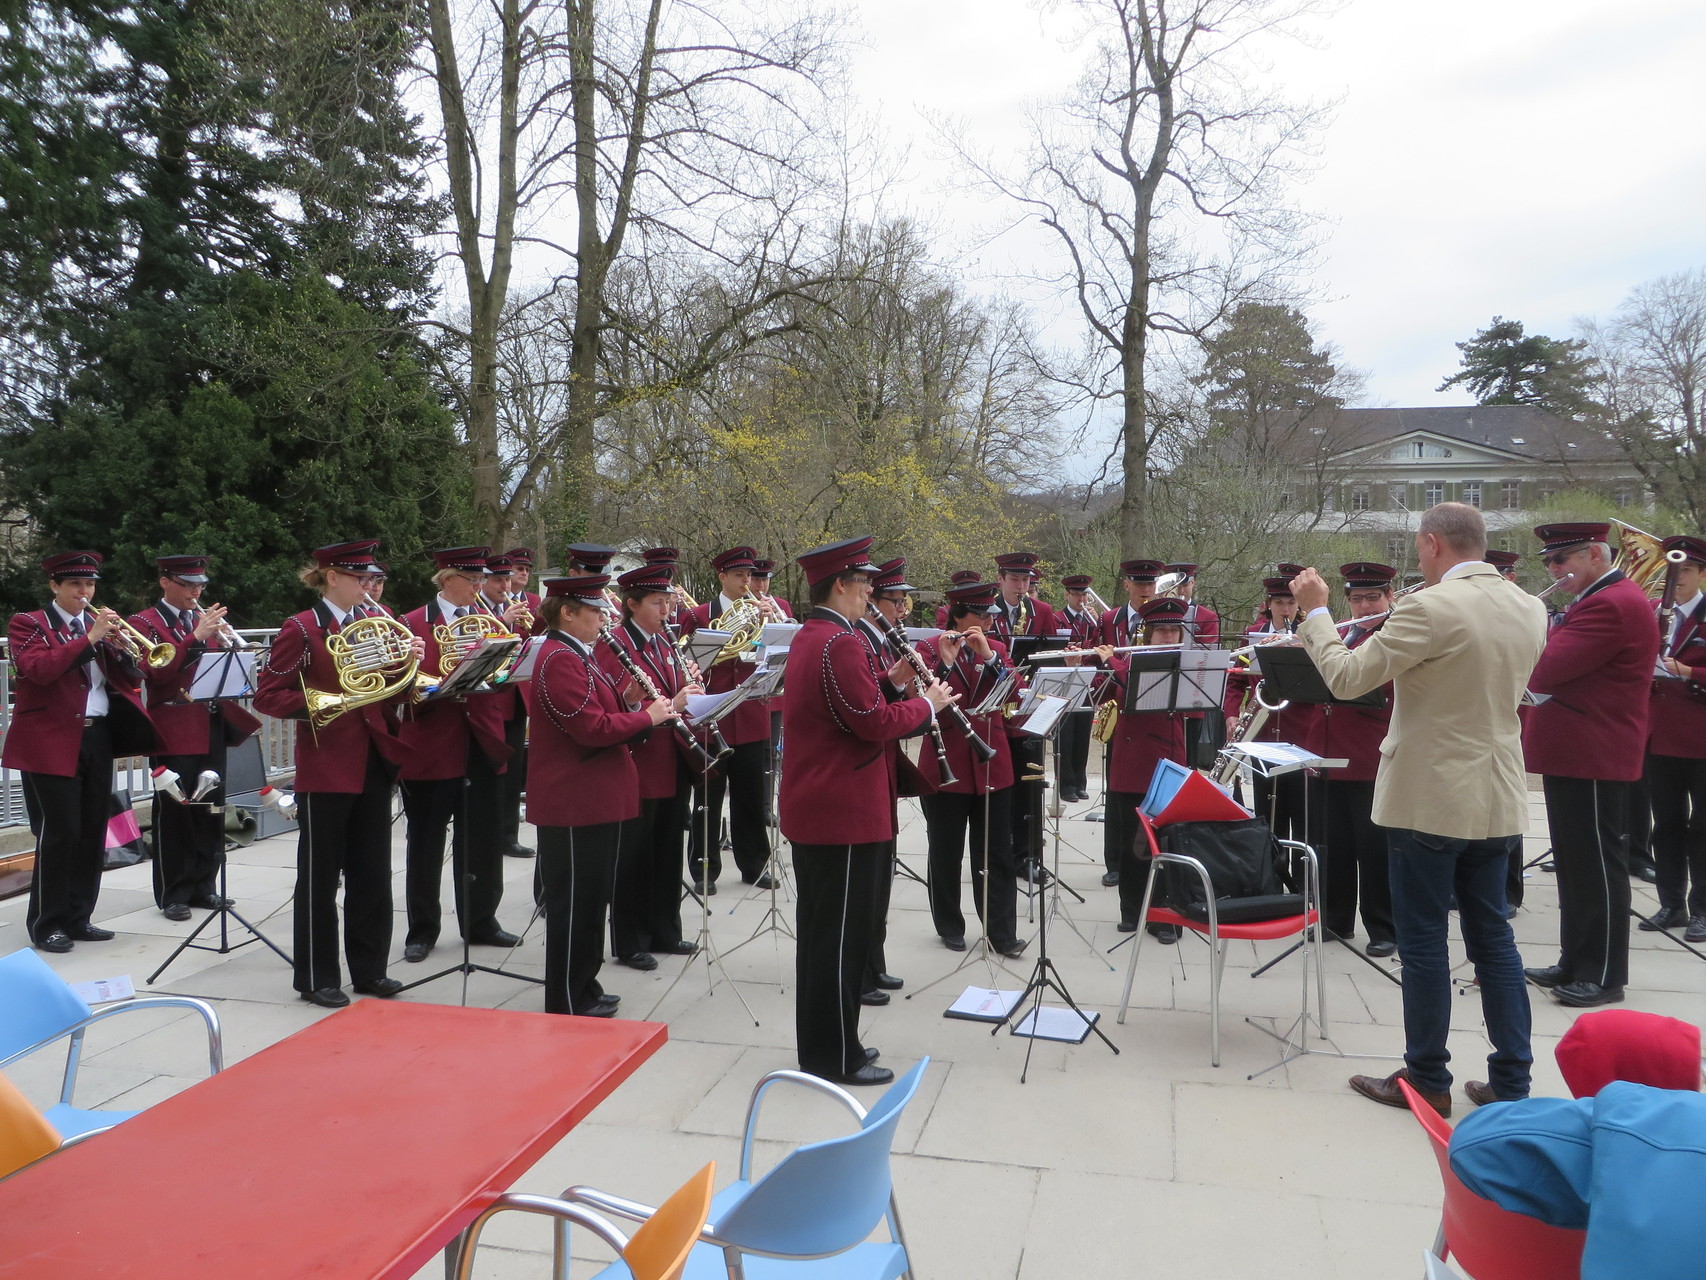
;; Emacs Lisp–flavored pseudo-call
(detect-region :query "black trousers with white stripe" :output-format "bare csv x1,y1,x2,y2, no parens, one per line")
23,718,114,943
293,748,396,994
539,821,618,1014
1543,775,1632,990
791,841,884,1078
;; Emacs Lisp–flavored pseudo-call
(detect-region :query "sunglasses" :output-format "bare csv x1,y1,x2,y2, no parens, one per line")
1541,549,1583,567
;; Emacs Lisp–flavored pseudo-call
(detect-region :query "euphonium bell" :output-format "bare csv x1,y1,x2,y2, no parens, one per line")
433,612,509,678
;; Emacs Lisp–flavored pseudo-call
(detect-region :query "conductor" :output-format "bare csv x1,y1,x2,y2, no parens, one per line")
1290,503,1547,1116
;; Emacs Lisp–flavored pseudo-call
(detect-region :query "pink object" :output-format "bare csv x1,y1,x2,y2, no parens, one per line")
105,808,142,850
0,1001,666,1279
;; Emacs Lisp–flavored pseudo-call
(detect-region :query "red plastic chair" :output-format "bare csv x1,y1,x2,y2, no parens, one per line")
1116,809,1323,1068
1396,1076,1585,1280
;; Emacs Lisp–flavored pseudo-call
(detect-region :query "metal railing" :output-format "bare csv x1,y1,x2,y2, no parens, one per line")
0,629,295,829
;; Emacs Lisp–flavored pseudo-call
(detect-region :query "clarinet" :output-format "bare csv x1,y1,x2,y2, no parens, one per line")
665,620,732,763
864,605,997,763
598,623,719,773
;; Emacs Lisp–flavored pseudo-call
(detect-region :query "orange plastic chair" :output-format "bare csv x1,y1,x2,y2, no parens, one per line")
1397,1077,1585,1280
452,1161,716,1280
0,1072,65,1181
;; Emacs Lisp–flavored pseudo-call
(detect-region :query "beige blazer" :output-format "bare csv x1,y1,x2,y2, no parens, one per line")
1297,562,1547,840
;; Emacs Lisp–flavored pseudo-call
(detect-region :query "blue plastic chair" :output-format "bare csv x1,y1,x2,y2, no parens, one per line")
0,948,223,1138
567,1058,929,1280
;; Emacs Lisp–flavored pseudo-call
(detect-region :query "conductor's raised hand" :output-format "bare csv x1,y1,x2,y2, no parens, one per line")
1290,567,1330,615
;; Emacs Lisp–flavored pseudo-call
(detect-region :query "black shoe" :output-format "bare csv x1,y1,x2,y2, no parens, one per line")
1640,907,1689,932
618,952,658,971
662,940,699,956
573,1003,617,1017
832,1063,895,1086
1365,940,1398,959
505,843,536,859
941,935,967,951
354,977,404,997
1632,862,1659,884
1524,964,1568,989
1538,859,1556,873
403,942,431,963
35,932,73,954
862,1046,880,1063
470,928,522,948
595,992,620,1007
696,880,718,897
1146,923,1180,945
873,972,904,990
860,989,890,1006
162,903,193,922
995,938,1028,959
1117,920,1138,933
67,924,114,942
188,894,233,910
1502,903,1520,920
1101,871,1120,887
1688,917,1706,943
300,987,351,1008
746,872,777,891
1552,981,1625,1008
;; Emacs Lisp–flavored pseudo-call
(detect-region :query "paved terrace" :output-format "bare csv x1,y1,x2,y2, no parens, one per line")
3,773,1702,1278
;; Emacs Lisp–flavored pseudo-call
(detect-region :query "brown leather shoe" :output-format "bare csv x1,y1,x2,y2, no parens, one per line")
1464,1080,1501,1107
1349,1067,1450,1118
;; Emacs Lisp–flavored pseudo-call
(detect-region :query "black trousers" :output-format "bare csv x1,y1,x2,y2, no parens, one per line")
1008,737,1045,865
611,780,689,958
1106,790,1156,924
862,839,896,990
499,711,528,851
400,742,506,948
689,738,770,884
539,822,619,1014
922,789,1017,947
1254,769,1308,845
1058,710,1091,797
24,717,114,943
1649,752,1706,917
293,748,396,993
792,841,884,1078
1543,775,1632,990
1318,779,1394,944
150,731,229,908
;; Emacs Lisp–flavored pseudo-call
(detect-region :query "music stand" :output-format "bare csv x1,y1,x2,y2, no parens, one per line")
721,661,797,976
1021,673,1111,965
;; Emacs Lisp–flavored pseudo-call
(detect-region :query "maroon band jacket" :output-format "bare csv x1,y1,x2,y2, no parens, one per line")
2,609,156,775
526,633,652,828
128,604,261,757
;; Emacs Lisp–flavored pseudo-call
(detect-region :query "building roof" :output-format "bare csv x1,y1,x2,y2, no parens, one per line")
1318,405,1623,463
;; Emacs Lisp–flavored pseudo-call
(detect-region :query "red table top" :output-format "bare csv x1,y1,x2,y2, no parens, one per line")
0,1000,666,1279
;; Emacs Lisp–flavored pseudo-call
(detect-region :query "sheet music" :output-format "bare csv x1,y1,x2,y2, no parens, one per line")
684,630,732,672
188,649,255,700
684,691,736,722
1019,694,1068,737
501,636,545,684
1024,666,1097,712
760,623,802,650
968,668,1020,718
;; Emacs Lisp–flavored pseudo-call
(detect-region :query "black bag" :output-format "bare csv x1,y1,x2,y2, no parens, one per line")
1154,818,1304,924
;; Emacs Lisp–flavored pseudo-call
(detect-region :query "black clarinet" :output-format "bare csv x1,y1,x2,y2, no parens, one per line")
598,624,719,773
664,621,732,763
864,606,996,764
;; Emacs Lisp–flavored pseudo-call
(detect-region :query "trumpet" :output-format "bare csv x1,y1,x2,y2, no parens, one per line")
502,591,536,631
87,610,176,668
198,603,249,649
1082,584,1113,617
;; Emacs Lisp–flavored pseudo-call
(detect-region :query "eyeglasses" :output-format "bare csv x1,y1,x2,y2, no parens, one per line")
1541,549,1583,567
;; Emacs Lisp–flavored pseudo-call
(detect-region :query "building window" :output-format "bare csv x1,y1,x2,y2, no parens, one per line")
1501,480,1521,509
1350,485,1370,511
1388,483,1408,510
1322,487,1336,512
1615,489,1634,508
1462,481,1482,509
1412,440,1425,459
1499,535,1518,553
1424,481,1444,506
1386,536,1408,564
1538,487,1556,503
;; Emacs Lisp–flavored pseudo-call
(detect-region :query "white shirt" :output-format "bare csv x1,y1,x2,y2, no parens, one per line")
51,603,108,716
436,593,475,626
1668,592,1702,652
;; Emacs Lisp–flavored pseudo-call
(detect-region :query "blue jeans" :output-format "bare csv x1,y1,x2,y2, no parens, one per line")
1386,827,1533,1098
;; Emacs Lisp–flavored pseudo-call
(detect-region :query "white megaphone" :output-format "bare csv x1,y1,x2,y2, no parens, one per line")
151,766,186,803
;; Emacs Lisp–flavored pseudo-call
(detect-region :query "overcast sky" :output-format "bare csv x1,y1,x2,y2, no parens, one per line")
841,0,1706,416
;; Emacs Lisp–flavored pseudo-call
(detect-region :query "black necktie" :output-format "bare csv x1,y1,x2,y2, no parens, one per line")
67,617,83,639
183,609,197,632
455,606,470,618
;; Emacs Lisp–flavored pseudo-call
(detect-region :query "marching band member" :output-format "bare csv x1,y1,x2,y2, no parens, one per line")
1166,563,1221,647
1102,597,1192,939
529,573,680,1016
365,563,394,613
750,557,794,618
1224,574,1307,842
130,554,261,921
935,569,979,628
477,550,536,859
1056,574,1100,803
397,547,518,964
1522,523,1661,1009
5,552,156,952
918,581,1024,957
641,547,690,630
682,546,775,893
1099,559,1162,646
853,559,919,1003
1485,549,1522,582
990,552,1057,879
1638,535,1706,943
596,561,703,970
1299,563,1398,958
254,541,421,1008
780,537,951,1085
504,547,542,610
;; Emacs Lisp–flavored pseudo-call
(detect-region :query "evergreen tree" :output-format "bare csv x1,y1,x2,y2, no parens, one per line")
1437,316,1601,416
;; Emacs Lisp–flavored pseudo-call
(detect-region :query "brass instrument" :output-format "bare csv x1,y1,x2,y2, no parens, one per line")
1658,548,1690,638
1154,570,1188,597
709,589,765,664
1091,697,1119,744
1611,519,1672,595
303,596,424,728
92,611,176,668
1211,680,1290,785
673,583,700,611
433,611,510,678
1082,584,1112,617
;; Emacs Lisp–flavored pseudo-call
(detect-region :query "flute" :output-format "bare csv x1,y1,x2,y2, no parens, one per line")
864,605,996,764
596,623,719,773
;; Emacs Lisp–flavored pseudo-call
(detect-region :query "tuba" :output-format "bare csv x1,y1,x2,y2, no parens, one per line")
433,611,510,678
1610,519,1671,596
304,604,425,728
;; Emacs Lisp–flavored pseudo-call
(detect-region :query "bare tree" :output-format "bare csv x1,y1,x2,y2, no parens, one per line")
957,0,1326,555
419,0,841,542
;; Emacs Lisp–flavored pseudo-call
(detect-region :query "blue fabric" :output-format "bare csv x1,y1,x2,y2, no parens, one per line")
1384,828,1531,1096
1451,1083,1706,1280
